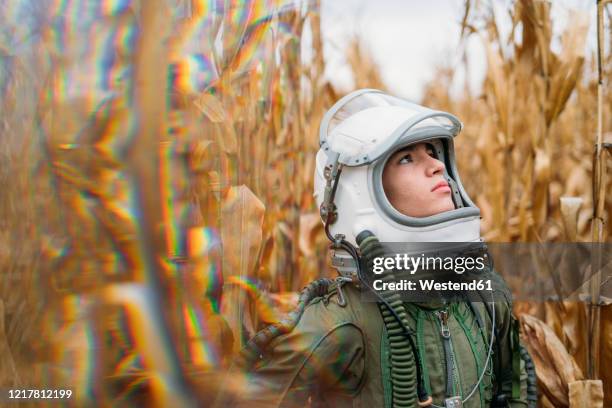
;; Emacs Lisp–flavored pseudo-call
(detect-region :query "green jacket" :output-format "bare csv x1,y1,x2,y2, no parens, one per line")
226,280,528,407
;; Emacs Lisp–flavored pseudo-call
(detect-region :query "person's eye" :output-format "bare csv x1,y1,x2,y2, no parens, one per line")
427,150,436,158
398,154,413,164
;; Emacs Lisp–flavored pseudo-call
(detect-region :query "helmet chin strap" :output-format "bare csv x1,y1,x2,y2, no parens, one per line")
447,178,464,208
430,138,463,209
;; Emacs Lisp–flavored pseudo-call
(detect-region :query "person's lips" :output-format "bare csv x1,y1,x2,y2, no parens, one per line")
431,180,451,193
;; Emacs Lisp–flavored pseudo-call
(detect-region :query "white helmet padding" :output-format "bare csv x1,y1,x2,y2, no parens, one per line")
314,89,481,246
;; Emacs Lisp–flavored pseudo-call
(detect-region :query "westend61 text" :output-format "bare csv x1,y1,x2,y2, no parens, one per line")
372,254,486,275
373,279,493,292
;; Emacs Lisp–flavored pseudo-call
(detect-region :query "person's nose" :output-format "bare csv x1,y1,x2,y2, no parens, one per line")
425,155,445,177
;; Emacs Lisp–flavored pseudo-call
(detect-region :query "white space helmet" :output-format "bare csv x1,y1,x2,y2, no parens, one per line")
314,89,481,250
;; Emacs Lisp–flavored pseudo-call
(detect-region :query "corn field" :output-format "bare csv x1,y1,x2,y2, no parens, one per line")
0,0,610,406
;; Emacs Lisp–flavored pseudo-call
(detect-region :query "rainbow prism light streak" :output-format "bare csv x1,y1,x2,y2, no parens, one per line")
1,0,313,403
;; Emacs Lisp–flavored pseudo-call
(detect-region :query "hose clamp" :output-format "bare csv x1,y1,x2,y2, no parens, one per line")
334,276,353,307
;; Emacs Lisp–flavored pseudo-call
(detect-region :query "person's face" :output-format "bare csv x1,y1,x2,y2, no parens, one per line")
382,142,455,217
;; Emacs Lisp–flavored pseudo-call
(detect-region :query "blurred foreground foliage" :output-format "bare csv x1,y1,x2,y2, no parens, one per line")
0,0,609,406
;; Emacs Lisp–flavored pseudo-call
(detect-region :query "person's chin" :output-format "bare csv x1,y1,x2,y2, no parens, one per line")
432,199,455,215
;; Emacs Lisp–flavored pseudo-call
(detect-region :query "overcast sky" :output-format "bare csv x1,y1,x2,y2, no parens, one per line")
318,0,599,101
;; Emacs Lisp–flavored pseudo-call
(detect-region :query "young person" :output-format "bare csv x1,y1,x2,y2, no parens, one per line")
219,89,536,408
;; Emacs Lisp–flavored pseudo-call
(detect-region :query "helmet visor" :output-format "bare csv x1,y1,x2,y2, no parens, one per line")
319,89,462,166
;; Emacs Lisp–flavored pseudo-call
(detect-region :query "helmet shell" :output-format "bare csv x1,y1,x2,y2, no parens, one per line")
314,89,481,245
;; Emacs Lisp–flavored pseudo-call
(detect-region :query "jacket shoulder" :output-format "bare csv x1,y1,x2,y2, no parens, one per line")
298,281,363,331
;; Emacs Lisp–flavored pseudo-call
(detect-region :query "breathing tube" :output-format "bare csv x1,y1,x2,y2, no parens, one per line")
521,344,538,408
355,231,431,407
355,230,506,408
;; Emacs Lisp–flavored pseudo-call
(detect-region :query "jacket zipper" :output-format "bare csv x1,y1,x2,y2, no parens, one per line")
437,309,459,398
